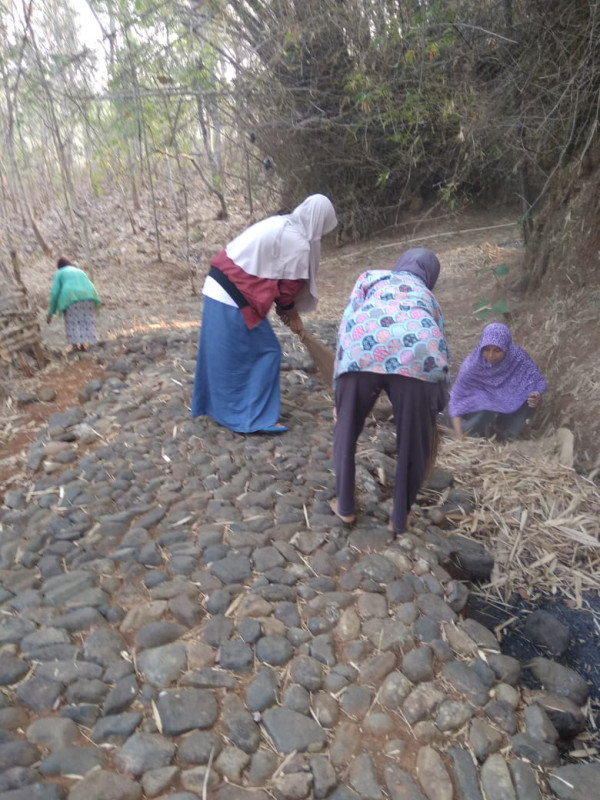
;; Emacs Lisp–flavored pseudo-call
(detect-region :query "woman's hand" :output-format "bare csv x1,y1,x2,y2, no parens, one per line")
527,391,541,408
277,307,304,336
287,309,304,336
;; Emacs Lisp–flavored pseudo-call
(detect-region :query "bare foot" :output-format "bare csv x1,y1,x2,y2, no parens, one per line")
329,498,355,525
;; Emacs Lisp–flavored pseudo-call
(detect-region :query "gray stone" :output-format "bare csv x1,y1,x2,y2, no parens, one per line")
416,745,452,800
434,699,473,731
364,711,394,734
461,618,501,652
402,682,445,724
485,700,518,734
218,640,254,672
330,721,361,768
340,685,374,719
237,618,262,643
255,634,293,665
480,753,516,800
526,657,589,706
448,747,484,800
90,712,143,743
523,610,570,658
248,749,279,786
508,760,542,800
16,677,62,712
0,766,37,792
262,707,327,753
26,717,78,751
177,731,222,765
43,570,95,605
103,674,139,714
446,536,494,581
66,678,109,704
384,762,427,800
141,765,180,797
283,684,311,715
359,652,397,685
83,626,129,667
246,667,278,711
209,554,252,584
181,667,237,689
380,671,412,708
134,621,186,649
311,754,338,799
469,718,503,762
137,642,187,686
354,554,399,583
290,655,324,691
510,732,560,767
114,732,177,776
402,647,433,683
0,741,41,771
36,660,103,684
169,594,205,627
223,695,260,754
0,654,29,686
416,593,458,623
349,753,383,799
157,688,218,735
487,654,522,686
312,692,340,727
218,787,270,800
0,617,37,645
215,745,251,782
67,768,142,800
533,692,587,738
310,633,336,666
524,703,559,743
271,771,313,800
548,763,600,800
0,785,62,800
442,661,489,706
38,745,106,776
60,703,101,726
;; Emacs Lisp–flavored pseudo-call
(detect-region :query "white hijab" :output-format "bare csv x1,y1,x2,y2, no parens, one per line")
225,194,337,311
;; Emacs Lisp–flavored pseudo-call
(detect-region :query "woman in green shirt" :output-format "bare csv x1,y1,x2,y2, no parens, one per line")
47,257,100,351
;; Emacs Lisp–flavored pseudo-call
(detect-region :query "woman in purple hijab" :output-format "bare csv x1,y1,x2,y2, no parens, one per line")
331,247,449,536
449,323,546,439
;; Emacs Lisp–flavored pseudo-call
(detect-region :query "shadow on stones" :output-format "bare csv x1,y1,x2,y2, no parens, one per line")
465,591,600,704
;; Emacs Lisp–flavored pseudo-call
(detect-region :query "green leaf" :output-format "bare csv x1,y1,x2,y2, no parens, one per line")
492,263,510,277
472,299,491,311
492,300,510,314
475,308,491,320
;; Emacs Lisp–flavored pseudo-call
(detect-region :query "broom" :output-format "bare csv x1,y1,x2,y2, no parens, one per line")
299,330,335,389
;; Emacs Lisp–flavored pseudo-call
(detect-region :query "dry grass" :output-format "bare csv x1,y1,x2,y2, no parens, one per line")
436,432,600,603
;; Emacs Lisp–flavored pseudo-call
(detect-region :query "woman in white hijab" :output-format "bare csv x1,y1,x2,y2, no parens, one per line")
191,194,337,433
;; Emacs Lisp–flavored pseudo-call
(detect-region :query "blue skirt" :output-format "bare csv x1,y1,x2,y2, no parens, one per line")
191,297,281,433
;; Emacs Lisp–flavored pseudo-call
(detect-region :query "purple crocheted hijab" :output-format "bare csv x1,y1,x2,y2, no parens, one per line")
449,323,547,416
392,248,440,290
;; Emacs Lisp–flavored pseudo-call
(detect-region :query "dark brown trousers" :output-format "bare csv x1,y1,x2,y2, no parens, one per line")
333,373,447,534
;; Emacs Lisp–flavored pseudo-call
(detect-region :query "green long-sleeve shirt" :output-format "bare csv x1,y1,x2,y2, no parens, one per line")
47,266,100,317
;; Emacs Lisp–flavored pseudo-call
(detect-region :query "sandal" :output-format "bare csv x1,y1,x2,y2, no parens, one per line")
258,425,289,433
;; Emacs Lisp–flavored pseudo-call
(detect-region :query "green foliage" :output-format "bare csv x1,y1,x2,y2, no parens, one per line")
472,299,510,321
492,263,510,278
474,262,510,320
